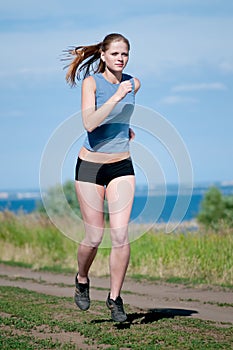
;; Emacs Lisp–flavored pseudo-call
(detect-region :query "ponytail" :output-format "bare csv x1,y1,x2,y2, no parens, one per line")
63,33,130,87
63,43,103,86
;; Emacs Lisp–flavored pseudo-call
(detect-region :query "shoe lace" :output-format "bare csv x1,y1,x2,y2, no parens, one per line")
81,287,89,298
114,297,124,313
76,282,89,298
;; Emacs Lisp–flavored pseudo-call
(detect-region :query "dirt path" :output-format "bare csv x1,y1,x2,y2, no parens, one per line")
0,264,232,326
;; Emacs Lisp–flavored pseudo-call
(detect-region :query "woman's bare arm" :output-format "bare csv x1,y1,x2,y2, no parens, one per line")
81,76,133,132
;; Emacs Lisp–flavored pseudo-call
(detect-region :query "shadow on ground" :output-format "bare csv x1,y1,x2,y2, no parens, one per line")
91,308,198,329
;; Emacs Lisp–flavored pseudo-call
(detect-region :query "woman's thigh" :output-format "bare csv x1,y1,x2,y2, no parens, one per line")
106,175,135,229
75,180,105,228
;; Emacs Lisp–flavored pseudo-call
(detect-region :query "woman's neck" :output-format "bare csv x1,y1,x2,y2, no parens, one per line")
102,68,122,84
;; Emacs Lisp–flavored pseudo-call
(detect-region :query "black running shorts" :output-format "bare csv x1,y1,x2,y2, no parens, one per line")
75,157,135,187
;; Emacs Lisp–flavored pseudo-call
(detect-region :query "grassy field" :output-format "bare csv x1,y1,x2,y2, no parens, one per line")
0,211,232,287
0,211,233,349
1,286,232,349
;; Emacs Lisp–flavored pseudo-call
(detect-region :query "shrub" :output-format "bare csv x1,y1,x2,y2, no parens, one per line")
197,186,233,229
37,180,80,216
37,180,109,220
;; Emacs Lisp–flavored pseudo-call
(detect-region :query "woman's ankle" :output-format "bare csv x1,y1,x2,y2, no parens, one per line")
77,273,88,284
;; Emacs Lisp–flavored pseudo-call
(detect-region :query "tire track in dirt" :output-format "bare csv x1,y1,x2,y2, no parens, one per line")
1,264,232,326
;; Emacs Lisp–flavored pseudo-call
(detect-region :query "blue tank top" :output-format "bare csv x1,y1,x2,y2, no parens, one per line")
83,73,135,153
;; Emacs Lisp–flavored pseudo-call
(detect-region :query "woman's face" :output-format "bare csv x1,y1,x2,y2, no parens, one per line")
101,40,129,72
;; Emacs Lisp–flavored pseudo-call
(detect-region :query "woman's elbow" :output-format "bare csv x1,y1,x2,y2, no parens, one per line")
85,126,94,133
83,121,95,133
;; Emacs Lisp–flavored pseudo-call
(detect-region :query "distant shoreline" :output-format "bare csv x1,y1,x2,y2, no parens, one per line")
0,183,232,224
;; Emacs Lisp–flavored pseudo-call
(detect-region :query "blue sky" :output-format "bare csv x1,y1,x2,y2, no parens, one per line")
0,0,233,190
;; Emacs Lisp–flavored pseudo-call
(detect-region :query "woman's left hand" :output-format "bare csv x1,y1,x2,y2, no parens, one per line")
129,128,135,141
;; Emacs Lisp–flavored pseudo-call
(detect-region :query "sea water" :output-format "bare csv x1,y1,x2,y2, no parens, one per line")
0,193,203,223
0,184,232,223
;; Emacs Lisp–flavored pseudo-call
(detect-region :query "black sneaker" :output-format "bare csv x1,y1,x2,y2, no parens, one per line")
74,273,90,311
106,293,127,322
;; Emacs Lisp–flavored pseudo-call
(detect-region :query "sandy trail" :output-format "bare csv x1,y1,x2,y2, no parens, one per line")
0,264,232,326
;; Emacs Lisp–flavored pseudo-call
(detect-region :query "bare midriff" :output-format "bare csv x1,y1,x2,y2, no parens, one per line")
78,146,130,164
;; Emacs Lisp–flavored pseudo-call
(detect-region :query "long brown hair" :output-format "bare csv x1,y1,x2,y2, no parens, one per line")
63,33,130,86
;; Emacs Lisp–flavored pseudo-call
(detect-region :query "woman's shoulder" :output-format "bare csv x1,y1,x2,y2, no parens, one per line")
83,75,96,82
82,75,96,91
123,73,140,91
133,77,141,93
83,73,103,85
89,73,102,81
124,75,140,93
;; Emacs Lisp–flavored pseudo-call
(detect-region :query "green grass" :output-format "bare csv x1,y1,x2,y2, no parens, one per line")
180,298,233,307
129,229,233,286
0,286,232,349
0,211,233,286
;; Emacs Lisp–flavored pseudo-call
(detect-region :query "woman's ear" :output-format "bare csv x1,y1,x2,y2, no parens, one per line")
100,51,105,62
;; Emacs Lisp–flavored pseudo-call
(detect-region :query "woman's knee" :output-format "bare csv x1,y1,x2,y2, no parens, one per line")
82,223,104,248
82,237,103,248
110,227,129,247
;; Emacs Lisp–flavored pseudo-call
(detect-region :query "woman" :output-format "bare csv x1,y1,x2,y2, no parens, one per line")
65,33,140,322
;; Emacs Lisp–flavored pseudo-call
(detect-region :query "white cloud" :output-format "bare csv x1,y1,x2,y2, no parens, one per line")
0,1,97,20
1,0,232,21
0,110,24,118
1,3,233,188
0,12,233,84
172,83,227,92
159,95,198,105
129,14,233,76
219,60,233,74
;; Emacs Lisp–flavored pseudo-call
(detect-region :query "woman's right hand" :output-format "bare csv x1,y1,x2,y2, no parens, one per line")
82,77,134,132
114,80,132,101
